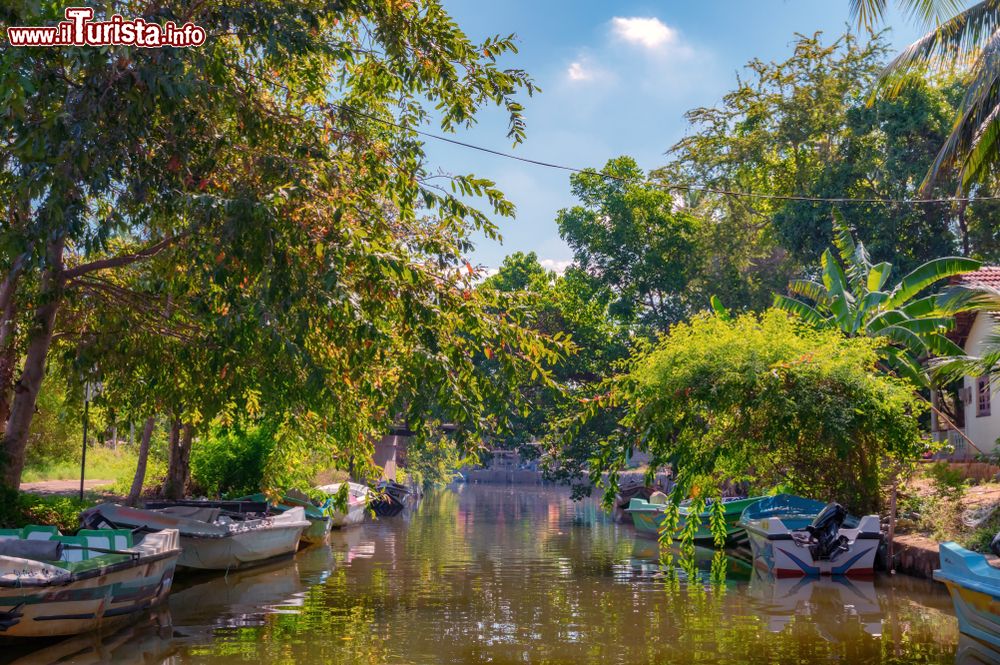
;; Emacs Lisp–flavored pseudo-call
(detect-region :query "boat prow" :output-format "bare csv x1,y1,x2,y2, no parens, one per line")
935,541,1000,650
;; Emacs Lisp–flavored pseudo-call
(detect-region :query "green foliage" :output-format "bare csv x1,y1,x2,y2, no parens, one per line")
774,211,978,386
557,157,701,331
190,425,275,497
658,31,1000,313
0,486,92,532
24,372,83,471
560,309,926,514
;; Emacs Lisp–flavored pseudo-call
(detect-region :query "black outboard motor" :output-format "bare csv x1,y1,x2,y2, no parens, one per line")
792,502,850,560
990,531,1000,558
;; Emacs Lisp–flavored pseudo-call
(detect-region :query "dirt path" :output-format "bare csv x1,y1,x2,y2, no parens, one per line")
20,479,113,495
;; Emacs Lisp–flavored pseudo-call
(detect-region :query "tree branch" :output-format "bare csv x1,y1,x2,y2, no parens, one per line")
63,233,187,280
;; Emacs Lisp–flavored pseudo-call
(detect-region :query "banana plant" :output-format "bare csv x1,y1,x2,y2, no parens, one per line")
773,211,980,386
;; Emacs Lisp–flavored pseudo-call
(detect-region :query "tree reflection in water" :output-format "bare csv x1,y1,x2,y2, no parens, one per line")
5,486,961,664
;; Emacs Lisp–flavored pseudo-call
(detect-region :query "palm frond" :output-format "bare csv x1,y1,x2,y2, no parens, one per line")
885,256,982,309
821,249,854,328
937,284,1000,313
852,0,965,29
773,295,827,326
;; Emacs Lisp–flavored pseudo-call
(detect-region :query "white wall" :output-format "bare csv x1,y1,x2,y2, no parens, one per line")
961,313,1000,455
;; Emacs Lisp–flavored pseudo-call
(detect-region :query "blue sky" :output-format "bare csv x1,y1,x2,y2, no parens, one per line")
423,0,934,273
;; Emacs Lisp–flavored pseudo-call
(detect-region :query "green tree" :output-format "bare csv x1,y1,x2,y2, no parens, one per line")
773,211,979,385
0,0,552,491
559,309,926,514
556,157,700,332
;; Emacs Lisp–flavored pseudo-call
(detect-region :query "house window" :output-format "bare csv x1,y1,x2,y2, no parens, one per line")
977,376,992,417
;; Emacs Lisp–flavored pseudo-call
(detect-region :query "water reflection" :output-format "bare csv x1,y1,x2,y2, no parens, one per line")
1,486,965,664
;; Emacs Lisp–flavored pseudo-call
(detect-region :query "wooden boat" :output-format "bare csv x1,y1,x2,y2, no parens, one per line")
236,493,332,545
626,494,766,544
81,501,310,571
314,482,368,528
739,495,881,577
0,525,180,638
935,541,1000,650
370,481,410,518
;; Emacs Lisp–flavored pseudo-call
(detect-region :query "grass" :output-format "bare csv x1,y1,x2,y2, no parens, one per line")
22,446,140,485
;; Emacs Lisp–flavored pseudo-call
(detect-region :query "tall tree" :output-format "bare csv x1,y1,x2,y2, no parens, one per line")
557,157,700,332
0,1,550,489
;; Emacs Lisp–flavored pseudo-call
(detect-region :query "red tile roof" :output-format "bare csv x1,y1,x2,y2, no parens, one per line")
954,266,1000,288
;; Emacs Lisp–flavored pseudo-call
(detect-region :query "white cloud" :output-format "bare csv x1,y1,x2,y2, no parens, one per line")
567,61,592,81
540,258,572,275
610,17,676,50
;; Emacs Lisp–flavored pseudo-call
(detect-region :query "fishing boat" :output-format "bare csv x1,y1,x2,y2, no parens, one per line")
370,481,411,518
81,501,310,571
934,541,1000,650
626,494,766,544
315,482,369,527
236,493,332,545
739,494,881,577
0,525,180,638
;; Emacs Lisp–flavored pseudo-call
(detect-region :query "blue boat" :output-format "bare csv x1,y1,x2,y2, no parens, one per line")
935,541,1000,650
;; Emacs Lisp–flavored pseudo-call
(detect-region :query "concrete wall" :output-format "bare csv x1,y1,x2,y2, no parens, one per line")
961,313,1000,456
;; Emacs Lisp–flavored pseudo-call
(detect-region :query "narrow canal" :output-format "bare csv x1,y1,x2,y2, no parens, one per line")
6,485,962,664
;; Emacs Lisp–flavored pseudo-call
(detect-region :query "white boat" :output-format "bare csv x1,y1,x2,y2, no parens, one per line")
315,482,369,528
739,495,881,577
82,503,310,571
0,525,180,638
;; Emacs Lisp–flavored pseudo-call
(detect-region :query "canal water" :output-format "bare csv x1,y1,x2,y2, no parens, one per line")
6,485,964,664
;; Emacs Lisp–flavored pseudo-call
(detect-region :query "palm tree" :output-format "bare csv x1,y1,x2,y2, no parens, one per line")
852,0,1000,192
774,211,980,385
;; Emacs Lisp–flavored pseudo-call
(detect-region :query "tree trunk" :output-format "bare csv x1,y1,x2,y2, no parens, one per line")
1,238,64,489
164,421,192,500
0,255,26,436
127,417,156,506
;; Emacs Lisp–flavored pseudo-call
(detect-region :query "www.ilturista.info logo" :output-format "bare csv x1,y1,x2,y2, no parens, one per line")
7,7,205,47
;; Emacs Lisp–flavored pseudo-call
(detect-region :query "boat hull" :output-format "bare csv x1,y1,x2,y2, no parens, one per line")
300,517,333,545
329,503,366,528
743,518,880,577
177,522,306,570
935,541,1000,650
0,531,180,639
627,496,764,544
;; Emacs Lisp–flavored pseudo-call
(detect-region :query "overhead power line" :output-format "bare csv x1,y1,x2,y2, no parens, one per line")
330,102,1000,207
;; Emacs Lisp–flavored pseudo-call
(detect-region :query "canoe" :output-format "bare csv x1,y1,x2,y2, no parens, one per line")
236,494,332,545
81,502,310,571
314,482,369,528
739,494,881,577
0,525,180,638
935,541,1000,650
626,495,767,544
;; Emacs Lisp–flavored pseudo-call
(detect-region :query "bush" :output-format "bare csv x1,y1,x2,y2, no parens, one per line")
563,310,926,514
190,425,275,497
0,487,93,532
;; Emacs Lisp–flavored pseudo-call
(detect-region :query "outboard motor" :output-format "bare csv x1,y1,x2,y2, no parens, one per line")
792,502,850,560
990,531,1000,558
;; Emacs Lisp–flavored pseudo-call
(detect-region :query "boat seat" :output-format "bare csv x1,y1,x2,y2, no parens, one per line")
77,529,133,553
55,536,89,562
23,525,58,541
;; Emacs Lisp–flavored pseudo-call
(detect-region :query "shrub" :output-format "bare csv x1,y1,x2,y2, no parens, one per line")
0,487,93,532
190,425,275,497
561,309,926,514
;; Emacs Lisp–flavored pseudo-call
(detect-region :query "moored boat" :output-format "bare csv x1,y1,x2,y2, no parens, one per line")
626,494,766,544
236,494,332,545
370,481,411,518
0,525,180,638
739,495,881,577
81,501,310,571
315,482,369,527
934,541,1000,650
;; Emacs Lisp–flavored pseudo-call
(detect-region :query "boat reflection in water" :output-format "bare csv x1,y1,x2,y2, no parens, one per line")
956,634,1000,665
747,568,882,640
5,610,176,665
